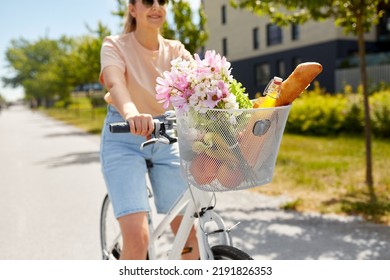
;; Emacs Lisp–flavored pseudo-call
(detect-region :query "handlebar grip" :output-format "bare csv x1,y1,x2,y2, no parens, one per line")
109,122,130,133
109,119,177,147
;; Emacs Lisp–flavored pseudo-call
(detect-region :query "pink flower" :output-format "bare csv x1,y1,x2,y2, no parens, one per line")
155,50,241,115
217,81,229,99
173,73,190,92
156,72,175,108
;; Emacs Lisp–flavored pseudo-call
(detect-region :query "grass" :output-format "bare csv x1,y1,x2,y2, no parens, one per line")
44,106,107,134
255,134,390,225
43,105,390,225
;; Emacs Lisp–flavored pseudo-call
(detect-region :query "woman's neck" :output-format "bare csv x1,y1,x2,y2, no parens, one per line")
133,28,160,51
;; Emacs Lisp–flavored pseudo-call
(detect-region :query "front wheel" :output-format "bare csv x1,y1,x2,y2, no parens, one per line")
211,245,253,260
100,194,122,260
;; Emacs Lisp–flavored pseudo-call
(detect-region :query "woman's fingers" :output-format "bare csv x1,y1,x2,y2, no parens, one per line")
127,114,154,136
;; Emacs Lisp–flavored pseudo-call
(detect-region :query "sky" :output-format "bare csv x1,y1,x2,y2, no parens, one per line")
0,0,200,102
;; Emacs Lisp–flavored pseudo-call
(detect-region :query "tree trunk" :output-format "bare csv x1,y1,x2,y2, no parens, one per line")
356,13,377,203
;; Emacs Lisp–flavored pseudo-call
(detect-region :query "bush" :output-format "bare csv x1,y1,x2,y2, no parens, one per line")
285,89,390,138
371,91,390,137
286,93,345,135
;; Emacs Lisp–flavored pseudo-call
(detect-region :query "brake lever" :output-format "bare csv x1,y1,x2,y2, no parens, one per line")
140,135,176,150
155,121,177,145
161,132,177,144
140,138,159,150
140,120,178,150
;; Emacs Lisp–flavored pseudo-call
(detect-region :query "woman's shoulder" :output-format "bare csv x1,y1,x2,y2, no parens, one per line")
101,34,138,58
103,33,132,46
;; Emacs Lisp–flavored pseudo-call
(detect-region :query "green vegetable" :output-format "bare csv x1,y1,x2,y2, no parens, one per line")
229,79,252,109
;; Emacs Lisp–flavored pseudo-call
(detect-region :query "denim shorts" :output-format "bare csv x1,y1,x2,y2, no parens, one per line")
100,106,188,218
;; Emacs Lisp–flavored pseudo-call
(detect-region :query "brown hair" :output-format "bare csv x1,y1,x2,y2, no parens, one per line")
124,0,136,33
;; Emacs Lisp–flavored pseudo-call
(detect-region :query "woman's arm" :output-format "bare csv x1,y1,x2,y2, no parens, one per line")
102,65,154,137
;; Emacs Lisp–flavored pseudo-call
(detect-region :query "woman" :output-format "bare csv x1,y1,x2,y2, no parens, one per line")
99,0,198,260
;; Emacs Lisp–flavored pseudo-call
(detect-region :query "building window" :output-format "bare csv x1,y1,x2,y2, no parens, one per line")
377,3,390,42
253,27,259,50
255,63,271,87
221,5,227,25
291,23,300,41
266,23,282,46
378,11,390,42
222,38,228,57
276,60,286,78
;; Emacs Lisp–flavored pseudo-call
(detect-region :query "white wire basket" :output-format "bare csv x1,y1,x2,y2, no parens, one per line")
175,105,291,192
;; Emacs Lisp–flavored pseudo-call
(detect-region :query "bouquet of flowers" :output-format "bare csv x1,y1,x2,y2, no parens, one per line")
156,50,252,115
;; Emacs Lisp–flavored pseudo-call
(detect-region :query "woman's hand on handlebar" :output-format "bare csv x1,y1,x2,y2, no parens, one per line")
126,114,154,137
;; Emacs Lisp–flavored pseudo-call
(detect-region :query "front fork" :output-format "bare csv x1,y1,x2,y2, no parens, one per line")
197,206,238,260
164,185,240,260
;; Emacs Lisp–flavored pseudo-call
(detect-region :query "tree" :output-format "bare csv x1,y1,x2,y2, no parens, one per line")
165,0,208,54
68,22,112,114
3,37,75,107
112,0,208,53
230,0,389,202
2,22,112,108
71,22,111,86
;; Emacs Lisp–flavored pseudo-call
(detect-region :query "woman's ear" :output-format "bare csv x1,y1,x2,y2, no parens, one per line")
128,3,136,18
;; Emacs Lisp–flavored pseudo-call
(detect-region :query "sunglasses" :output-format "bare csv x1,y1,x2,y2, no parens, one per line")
141,0,168,7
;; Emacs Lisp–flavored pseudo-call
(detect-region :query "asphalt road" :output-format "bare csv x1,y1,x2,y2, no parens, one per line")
0,105,389,260
0,105,106,259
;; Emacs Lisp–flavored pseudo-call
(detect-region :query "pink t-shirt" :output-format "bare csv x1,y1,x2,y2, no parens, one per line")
100,32,192,116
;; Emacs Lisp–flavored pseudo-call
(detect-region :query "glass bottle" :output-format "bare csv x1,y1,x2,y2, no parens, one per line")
258,76,283,108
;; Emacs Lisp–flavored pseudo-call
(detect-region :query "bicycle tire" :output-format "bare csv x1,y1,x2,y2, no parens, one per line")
100,194,122,260
211,245,253,260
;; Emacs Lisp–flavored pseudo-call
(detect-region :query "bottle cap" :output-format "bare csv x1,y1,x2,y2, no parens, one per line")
273,76,283,85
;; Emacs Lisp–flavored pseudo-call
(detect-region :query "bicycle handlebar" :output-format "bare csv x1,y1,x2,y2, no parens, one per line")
109,122,132,133
109,112,177,149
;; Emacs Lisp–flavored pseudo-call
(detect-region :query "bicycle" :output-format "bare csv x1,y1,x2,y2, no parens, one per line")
100,106,291,260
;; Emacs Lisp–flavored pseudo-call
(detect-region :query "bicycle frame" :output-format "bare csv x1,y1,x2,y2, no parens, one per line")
147,184,233,260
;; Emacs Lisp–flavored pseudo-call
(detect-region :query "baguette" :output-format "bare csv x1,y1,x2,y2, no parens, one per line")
240,62,323,167
275,62,323,106
239,110,275,167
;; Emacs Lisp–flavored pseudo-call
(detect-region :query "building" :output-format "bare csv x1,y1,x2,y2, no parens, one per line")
202,0,390,96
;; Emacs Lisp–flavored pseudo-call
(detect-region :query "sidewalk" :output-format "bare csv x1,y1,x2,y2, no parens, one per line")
216,191,390,259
